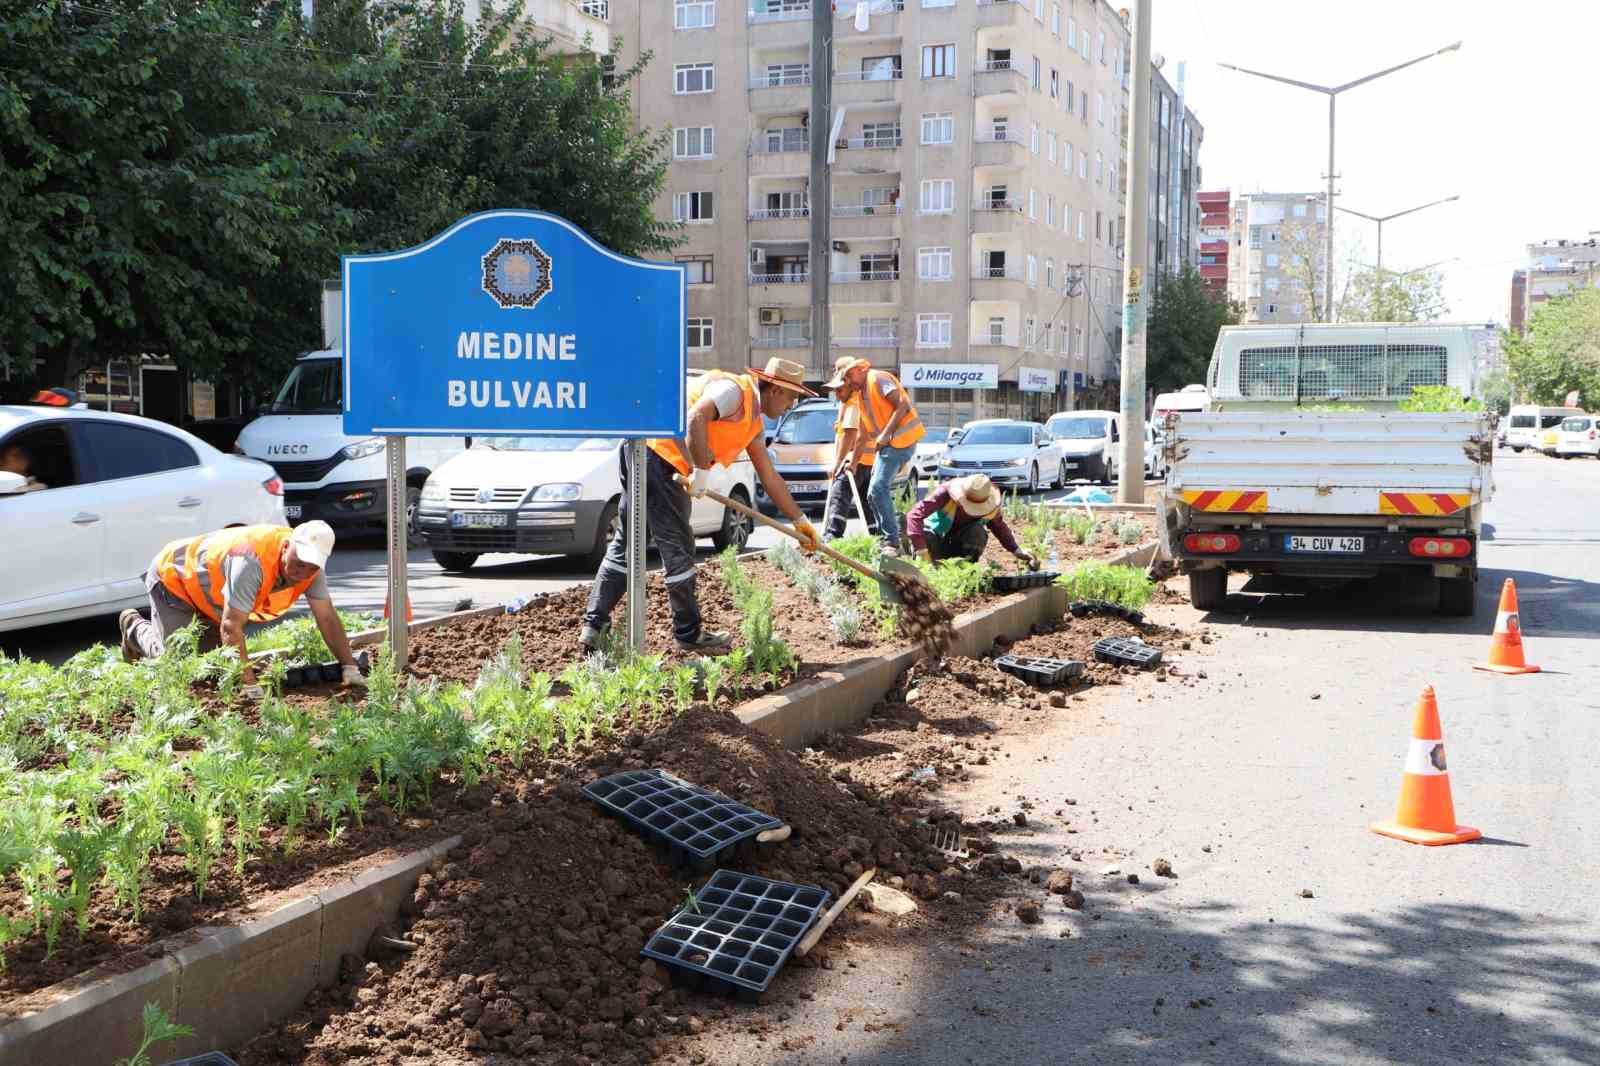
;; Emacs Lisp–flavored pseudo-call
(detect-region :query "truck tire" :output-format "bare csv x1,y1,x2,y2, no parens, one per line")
1188,567,1227,611
432,551,478,572
1439,573,1476,616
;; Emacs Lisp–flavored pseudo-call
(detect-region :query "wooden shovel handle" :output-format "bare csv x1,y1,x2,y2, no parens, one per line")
700,488,884,585
795,867,876,957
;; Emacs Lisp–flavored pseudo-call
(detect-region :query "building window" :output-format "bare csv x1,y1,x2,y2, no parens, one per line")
1065,78,1074,114
1031,57,1041,90
918,246,953,280
1045,258,1055,289
1030,123,1040,154
676,255,713,284
1025,316,1037,349
1265,253,1280,268
1096,92,1105,125
1066,15,1075,47
1266,277,1280,292
920,111,954,144
1063,141,1073,173
1026,255,1037,286
673,63,714,94
763,62,808,87
1080,89,1088,121
1042,322,1053,351
1095,150,1103,183
1098,29,1106,62
1265,303,1278,314
860,121,901,148
1034,0,1043,19
580,0,608,18
1028,188,1037,219
923,0,955,6
919,178,955,213
674,126,715,159
1046,195,1055,227
673,191,714,222
1051,3,1060,34
686,317,713,349
764,125,806,152
674,0,714,29
921,44,956,79
988,316,1007,345
1293,202,1307,218
1076,211,1085,240
1049,69,1059,98
1094,210,1102,239
1046,130,1056,163
917,313,953,348
1079,153,1087,180
1079,28,1089,59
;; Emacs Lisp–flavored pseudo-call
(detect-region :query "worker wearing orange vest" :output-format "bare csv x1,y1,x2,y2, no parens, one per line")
824,359,925,545
118,522,366,700
581,358,822,653
822,358,879,540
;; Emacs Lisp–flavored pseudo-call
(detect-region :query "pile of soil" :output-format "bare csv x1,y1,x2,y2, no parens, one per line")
235,708,999,1066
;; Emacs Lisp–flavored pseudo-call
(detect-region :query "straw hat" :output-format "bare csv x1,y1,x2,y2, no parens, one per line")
748,357,817,397
947,474,1001,517
822,357,871,391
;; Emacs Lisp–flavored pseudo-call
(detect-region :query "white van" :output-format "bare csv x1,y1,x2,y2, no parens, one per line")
1152,384,1210,417
236,350,466,538
1504,405,1575,453
1045,409,1121,485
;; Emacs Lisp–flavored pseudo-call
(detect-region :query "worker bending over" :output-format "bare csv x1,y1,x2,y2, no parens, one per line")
906,474,1036,568
120,521,366,699
582,358,821,653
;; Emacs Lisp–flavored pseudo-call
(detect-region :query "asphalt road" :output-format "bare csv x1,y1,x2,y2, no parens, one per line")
689,450,1600,1066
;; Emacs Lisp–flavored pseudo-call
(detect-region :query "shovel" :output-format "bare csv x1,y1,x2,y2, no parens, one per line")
700,488,925,607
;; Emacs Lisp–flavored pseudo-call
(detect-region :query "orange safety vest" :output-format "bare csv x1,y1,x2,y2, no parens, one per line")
157,525,319,624
834,408,876,467
854,369,925,449
648,371,765,476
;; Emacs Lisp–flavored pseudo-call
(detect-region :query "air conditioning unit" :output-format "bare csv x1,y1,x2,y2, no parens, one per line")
759,307,783,326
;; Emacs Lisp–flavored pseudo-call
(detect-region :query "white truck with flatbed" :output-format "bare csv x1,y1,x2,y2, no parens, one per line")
1162,323,1495,616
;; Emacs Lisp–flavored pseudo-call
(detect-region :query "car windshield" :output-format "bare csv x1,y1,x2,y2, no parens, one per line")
267,360,342,414
1562,418,1591,431
1047,417,1107,439
775,407,839,445
473,436,618,451
1509,414,1535,428
959,424,1032,445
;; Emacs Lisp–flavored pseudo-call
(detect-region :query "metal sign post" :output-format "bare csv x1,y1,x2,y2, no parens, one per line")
626,440,648,651
384,436,408,669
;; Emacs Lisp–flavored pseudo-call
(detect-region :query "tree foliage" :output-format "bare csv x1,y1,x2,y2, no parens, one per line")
1503,289,1600,407
1337,267,1448,323
0,0,674,396
1145,266,1240,392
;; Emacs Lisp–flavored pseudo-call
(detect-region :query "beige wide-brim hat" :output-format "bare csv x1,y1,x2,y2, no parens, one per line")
748,356,817,397
947,474,1001,517
822,357,870,392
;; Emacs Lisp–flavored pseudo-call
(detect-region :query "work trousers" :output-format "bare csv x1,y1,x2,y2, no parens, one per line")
127,562,222,660
867,441,917,547
926,521,989,564
583,447,703,643
823,463,879,540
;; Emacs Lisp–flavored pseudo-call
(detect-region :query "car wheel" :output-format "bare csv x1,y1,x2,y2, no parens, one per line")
1188,567,1227,611
1027,463,1039,494
1057,459,1068,488
432,550,479,572
711,487,754,552
579,498,620,570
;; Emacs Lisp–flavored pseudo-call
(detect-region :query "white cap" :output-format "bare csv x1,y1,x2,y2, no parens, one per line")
289,520,335,568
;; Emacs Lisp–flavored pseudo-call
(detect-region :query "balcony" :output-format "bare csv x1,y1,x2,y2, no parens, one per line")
972,131,1026,167
1198,264,1227,281
969,335,1020,352
834,133,903,175
974,0,1025,27
526,0,611,54
748,272,812,306
751,333,812,350
833,68,902,106
749,142,809,177
748,2,810,46
973,59,1027,97
830,334,898,349
831,202,901,239
830,269,900,305
970,267,1026,301
834,5,902,41
748,206,810,240
749,68,812,112
971,199,1025,234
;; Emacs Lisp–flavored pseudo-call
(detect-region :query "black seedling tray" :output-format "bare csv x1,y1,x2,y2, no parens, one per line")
583,769,784,871
992,570,1060,592
995,653,1085,686
1068,600,1146,625
1093,636,1163,669
162,1054,240,1066
641,870,831,1000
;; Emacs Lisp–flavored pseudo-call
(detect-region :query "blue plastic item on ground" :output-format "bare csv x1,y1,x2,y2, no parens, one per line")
1060,487,1114,505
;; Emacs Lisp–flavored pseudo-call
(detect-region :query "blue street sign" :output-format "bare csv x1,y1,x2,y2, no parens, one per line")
343,210,686,438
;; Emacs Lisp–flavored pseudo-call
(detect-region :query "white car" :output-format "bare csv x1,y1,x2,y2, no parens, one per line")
416,436,758,571
937,419,1064,492
1555,414,1598,458
0,405,286,633
911,427,960,479
1144,422,1167,480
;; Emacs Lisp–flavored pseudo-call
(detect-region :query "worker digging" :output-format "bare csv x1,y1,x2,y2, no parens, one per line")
581,356,822,653
822,357,880,541
825,357,925,545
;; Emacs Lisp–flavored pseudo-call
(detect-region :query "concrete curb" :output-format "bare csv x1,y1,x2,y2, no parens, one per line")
0,836,461,1066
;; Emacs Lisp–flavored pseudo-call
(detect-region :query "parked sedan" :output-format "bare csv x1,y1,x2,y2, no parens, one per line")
1144,423,1166,479
937,420,1064,492
757,398,911,512
0,405,286,633
1555,414,1599,458
911,427,963,478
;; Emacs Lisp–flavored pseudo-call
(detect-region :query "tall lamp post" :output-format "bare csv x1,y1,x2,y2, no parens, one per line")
1337,195,1460,275
1220,42,1461,322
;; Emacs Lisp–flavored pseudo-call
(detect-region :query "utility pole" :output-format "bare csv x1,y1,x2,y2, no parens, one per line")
809,0,832,377
1116,0,1152,504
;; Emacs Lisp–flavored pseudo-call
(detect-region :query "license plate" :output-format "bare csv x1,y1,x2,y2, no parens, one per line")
284,504,302,520
790,481,826,494
451,511,508,529
1286,535,1364,553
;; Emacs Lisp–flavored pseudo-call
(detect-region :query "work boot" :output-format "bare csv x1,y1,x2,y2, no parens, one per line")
578,625,606,654
675,629,732,653
118,610,144,663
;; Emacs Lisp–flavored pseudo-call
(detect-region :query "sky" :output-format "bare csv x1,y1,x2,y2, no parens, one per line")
1152,0,1600,325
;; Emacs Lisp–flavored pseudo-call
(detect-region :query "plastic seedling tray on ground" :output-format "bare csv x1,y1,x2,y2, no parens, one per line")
583,769,784,871
994,653,1085,686
1068,600,1146,625
641,870,831,1000
1093,636,1163,669
992,570,1060,592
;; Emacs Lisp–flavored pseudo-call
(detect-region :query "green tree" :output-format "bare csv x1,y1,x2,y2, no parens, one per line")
1478,367,1511,418
1504,290,1600,406
1337,266,1448,323
1145,266,1240,392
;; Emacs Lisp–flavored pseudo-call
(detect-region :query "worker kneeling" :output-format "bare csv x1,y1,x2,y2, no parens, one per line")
581,358,822,653
905,474,1036,568
119,521,366,699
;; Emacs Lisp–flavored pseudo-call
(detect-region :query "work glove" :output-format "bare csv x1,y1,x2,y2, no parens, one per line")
342,664,368,688
240,683,265,701
677,467,712,497
793,518,821,553
1017,551,1039,571
915,549,932,564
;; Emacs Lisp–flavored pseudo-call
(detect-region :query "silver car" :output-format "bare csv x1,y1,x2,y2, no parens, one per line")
937,420,1064,492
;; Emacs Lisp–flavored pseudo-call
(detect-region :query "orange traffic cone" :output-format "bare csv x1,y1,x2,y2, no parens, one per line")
1370,686,1481,846
383,593,414,623
1473,578,1540,675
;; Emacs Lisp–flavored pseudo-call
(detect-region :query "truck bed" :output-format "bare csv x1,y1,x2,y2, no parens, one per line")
1165,412,1493,521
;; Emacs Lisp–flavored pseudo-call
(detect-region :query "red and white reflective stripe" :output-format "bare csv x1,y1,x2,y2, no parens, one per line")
1495,609,1519,634
1403,738,1448,776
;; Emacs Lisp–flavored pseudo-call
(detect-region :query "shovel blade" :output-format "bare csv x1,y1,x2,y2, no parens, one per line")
876,553,928,606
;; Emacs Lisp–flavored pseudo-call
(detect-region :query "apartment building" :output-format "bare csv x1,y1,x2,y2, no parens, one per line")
1145,61,1203,285
607,0,1134,425
1196,188,1228,297
1513,238,1600,333
1225,191,1326,324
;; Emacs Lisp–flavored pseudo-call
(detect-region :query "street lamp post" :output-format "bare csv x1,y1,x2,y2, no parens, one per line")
1220,43,1461,323
1336,195,1461,275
